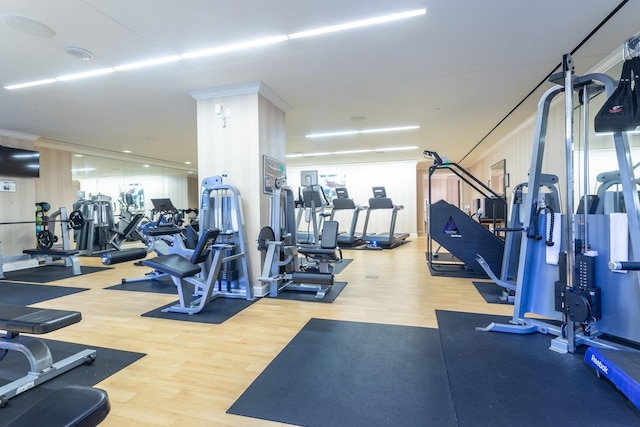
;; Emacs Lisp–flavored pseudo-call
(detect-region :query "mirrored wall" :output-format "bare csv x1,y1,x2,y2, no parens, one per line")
71,154,198,218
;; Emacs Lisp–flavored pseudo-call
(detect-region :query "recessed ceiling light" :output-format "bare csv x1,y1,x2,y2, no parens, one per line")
2,15,55,37
122,150,132,153
65,46,94,61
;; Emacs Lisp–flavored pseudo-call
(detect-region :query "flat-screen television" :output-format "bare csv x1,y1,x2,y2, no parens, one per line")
0,146,40,178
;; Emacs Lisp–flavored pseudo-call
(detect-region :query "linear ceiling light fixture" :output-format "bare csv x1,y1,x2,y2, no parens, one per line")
288,9,426,39
306,125,420,138
4,8,426,90
286,145,418,158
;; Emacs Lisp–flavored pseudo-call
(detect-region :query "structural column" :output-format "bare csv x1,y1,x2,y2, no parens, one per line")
190,82,290,296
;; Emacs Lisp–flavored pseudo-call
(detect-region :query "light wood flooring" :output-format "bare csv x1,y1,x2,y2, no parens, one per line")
21,236,512,426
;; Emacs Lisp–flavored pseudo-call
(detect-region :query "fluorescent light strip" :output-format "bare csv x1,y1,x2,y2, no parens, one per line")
181,35,289,59
5,78,57,89
289,9,426,39
4,8,426,90
286,146,418,158
306,125,419,138
57,68,115,81
115,55,182,71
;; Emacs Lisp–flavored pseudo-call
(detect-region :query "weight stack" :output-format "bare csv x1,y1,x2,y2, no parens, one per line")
218,246,239,292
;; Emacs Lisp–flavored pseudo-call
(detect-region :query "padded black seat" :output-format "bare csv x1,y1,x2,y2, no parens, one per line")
143,224,183,236
142,255,202,278
141,228,228,315
7,385,110,427
141,228,220,278
0,304,81,334
298,221,341,261
23,249,80,256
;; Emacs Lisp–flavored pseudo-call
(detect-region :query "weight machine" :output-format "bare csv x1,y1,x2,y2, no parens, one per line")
198,175,253,301
74,194,116,255
479,52,640,371
258,177,342,299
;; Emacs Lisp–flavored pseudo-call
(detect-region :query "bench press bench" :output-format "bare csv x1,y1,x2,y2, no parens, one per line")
0,304,97,408
22,248,82,276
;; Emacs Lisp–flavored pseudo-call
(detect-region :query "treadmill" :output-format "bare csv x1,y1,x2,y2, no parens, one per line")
361,187,409,248
329,187,366,246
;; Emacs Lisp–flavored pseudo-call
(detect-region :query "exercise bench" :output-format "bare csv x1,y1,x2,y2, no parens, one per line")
22,248,82,276
7,385,110,426
0,304,97,408
141,228,229,314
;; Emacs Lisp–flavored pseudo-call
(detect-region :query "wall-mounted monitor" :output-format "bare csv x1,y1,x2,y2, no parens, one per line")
300,170,318,187
0,146,40,178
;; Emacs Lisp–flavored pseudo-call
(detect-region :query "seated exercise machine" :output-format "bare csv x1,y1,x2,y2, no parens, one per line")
361,186,410,249
104,220,198,284
260,221,341,298
329,187,366,246
141,227,253,314
141,228,235,314
0,304,97,408
134,176,254,313
258,178,342,298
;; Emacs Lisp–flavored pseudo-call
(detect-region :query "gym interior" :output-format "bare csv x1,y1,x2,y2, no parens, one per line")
1,2,640,426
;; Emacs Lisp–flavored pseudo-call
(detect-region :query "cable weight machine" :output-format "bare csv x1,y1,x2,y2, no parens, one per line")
479,52,640,359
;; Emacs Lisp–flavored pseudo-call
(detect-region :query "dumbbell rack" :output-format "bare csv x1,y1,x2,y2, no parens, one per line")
35,202,51,248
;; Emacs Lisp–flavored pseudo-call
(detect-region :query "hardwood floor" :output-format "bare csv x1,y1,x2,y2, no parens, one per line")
26,236,512,426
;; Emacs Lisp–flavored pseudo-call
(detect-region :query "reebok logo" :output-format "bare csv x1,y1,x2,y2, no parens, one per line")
608,105,624,114
591,354,609,375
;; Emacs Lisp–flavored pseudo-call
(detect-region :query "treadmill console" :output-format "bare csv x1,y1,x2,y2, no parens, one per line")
372,186,387,198
335,187,349,199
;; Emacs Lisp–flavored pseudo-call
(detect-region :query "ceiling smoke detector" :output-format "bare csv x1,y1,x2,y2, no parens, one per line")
65,46,94,61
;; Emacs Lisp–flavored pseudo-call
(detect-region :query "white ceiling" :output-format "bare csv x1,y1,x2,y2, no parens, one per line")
0,1,638,171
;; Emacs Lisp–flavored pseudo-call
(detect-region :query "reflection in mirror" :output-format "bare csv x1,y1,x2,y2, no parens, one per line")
71,154,197,218
489,159,506,196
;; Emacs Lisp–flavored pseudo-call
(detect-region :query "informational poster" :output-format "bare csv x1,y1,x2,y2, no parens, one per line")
0,180,16,192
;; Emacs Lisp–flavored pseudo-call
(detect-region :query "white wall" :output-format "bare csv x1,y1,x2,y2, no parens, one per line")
287,160,418,236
